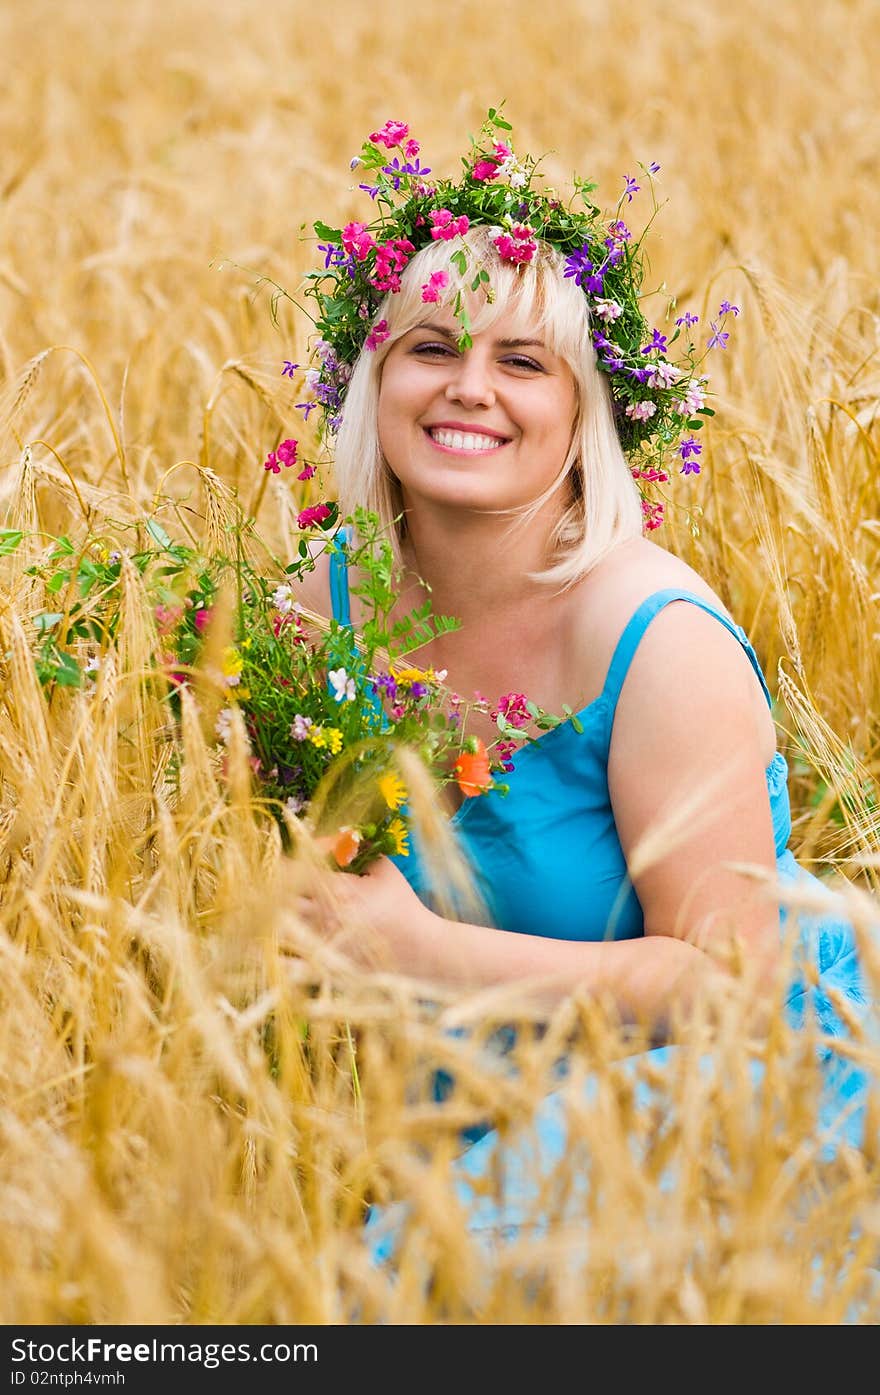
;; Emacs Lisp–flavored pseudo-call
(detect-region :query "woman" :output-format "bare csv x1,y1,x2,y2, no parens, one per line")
291,119,874,1248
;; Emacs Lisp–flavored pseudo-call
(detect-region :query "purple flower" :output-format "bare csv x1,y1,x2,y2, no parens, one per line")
627,366,652,384
317,243,345,269
358,183,380,199
296,401,318,420
409,681,428,700
623,174,641,202
591,331,613,352
370,673,399,701
564,245,595,287
640,329,669,356
647,161,660,174
675,312,699,329
677,436,703,462
718,300,740,317
282,360,299,378
679,458,702,476
381,157,431,191
604,355,626,371
707,321,729,350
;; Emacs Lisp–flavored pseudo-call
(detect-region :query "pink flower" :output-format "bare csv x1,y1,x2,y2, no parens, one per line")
364,318,390,352
194,607,213,634
296,503,332,529
404,138,420,159
493,223,537,265
421,270,449,303
491,692,531,729
297,464,315,481
641,499,665,531
624,400,657,421
341,221,375,261
369,120,409,149
155,604,183,635
495,738,517,773
471,142,512,183
370,236,415,293
264,438,298,473
429,209,470,241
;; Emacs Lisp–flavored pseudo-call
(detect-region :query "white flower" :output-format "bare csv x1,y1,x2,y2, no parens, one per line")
272,584,302,614
594,299,623,323
291,714,312,741
646,360,682,389
625,400,657,421
85,656,101,674
674,381,706,415
284,794,306,815
329,667,356,703
215,707,234,744
496,153,529,189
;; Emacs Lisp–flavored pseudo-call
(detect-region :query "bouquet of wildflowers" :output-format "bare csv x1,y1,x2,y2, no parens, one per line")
9,510,564,873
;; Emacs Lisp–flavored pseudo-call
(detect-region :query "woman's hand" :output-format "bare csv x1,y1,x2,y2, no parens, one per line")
296,856,438,976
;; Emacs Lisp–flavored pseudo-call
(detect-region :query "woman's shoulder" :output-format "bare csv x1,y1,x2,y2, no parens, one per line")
577,536,737,656
580,537,777,760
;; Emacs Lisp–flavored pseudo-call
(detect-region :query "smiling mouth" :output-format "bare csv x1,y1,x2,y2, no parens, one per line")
425,427,510,453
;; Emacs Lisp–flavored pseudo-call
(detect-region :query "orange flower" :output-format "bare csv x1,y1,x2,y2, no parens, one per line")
330,826,362,868
453,737,492,798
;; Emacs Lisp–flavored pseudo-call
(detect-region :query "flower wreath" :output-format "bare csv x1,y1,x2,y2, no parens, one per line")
281,107,739,531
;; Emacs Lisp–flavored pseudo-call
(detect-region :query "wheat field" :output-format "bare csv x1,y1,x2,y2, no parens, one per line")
1,0,880,1325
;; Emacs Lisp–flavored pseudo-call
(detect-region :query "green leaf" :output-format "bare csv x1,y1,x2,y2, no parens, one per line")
146,519,175,551
45,570,70,593
698,407,716,417
53,651,82,688
33,612,63,633
0,529,23,556
570,714,584,735
451,249,468,276
313,221,342,242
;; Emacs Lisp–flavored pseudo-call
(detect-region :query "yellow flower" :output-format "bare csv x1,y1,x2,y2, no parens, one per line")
232,686,250,701
308,725,343,755
378,771,407,810
387,817,409,856
390,664,433,687
240,637,253,651
222,646,243,679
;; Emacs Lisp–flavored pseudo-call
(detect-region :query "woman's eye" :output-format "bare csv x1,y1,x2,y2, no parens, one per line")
505,355,543,372
412,342,455,357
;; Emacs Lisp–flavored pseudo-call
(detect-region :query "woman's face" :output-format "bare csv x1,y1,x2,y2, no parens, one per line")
376,302,579,517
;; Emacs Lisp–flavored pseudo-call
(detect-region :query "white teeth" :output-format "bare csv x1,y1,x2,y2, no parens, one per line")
428,428,506,452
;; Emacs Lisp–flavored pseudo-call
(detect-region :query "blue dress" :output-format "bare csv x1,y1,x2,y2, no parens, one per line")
328,538,877,1256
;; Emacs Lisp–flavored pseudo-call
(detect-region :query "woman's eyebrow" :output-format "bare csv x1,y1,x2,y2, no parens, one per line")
413,322,546,349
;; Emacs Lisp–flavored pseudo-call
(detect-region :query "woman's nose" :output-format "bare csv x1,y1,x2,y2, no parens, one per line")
444,352,496,408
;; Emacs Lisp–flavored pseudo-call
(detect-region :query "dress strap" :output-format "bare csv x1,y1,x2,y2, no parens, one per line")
602,588,774,724
328,525,352,627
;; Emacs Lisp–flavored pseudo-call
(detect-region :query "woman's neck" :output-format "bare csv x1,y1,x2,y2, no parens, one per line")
398,499,563,622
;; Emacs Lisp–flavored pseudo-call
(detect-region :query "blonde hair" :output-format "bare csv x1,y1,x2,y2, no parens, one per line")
332,225,643,590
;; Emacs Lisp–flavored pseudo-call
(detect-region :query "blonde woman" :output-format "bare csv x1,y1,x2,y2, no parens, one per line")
292,119,874,1245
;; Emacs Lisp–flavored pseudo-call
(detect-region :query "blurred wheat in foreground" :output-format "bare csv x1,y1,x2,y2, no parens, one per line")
1,0,880,1324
